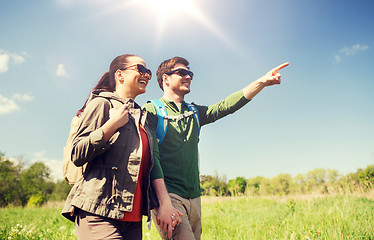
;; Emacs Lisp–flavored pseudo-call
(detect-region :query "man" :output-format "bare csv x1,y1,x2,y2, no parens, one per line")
144,56,289,239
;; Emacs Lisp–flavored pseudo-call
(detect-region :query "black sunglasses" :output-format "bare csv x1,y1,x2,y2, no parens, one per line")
121,64,152,79
165,68,194,80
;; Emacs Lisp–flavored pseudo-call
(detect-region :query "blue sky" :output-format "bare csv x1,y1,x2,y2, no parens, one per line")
1,0,373,181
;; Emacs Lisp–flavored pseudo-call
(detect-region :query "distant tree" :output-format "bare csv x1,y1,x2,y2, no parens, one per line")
259,178,272,195
358,165,374,189
200,173,228,196
228,177,247,196
306,168,329,193
271,173,292,196
200,175,217,196
326,169,340,183
307,169,327,184
246,176,265,196
20,162,54,206
0,153,23,206
294,174,307,194
337,170,362,193
50,179,72,201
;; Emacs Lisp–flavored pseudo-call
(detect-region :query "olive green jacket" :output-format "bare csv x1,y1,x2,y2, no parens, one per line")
62,90,159,222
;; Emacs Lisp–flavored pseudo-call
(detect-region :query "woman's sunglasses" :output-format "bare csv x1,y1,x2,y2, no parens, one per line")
165,68,194,80
121,64,152,79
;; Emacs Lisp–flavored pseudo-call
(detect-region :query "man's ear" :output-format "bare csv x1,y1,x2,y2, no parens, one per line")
162,74,169,87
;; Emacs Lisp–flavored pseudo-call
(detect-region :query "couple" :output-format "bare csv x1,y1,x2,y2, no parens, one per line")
62,54,289,240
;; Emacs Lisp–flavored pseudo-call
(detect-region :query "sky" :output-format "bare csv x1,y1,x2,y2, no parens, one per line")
0,0,373,181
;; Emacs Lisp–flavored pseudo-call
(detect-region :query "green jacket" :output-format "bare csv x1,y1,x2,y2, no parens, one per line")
62,90,159,222
144,90,250,198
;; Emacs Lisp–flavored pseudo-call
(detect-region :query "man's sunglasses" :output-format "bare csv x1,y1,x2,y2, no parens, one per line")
121,64,152,79
165,68,194,80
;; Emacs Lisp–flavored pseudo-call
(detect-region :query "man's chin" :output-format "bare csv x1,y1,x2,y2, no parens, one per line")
182,87,190,94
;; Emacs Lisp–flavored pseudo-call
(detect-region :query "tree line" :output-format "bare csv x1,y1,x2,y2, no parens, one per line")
201,165,374,197
0,152,71,207
1,152,373,207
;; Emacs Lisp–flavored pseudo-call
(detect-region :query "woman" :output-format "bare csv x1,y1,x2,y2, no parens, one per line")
62,54,181,239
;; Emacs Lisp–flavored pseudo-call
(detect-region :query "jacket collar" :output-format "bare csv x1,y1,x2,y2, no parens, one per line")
161,97,187,112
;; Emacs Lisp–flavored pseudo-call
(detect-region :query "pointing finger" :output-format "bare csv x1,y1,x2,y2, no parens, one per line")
273,62,289,72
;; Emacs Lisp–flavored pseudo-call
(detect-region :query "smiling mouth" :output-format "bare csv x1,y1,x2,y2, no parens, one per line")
139,79,148,86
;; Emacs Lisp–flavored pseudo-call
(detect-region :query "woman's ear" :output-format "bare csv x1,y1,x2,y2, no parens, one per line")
115,69,124,83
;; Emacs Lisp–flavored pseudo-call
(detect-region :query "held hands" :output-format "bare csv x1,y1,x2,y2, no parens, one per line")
157,203,183,239
260,62,289,86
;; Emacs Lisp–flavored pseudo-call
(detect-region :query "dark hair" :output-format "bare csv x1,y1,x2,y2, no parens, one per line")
156,56,189,90
76,54,137,116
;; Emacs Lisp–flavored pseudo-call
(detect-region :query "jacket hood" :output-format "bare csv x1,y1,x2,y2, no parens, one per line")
88,89,141,109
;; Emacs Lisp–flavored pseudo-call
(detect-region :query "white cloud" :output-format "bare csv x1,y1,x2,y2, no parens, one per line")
32,150,62,180
0,92,34,115
0,51,10,73
9,53,26,64
0,49,28,74
335,44,369,63
0,94,19,115
56,64,68,77
13,92,34,102
340,44,369,56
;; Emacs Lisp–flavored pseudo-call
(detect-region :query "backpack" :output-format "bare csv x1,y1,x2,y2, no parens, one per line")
62,115,84,185
149,99,200,144
62,97,114,185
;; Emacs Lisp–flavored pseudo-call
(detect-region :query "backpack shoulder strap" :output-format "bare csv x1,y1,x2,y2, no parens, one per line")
186,102,200,136
149,99,168,144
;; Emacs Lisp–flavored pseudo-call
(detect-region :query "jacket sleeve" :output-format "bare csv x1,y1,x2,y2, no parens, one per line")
195,90,251,126
143,102,164,180
71,98,111,166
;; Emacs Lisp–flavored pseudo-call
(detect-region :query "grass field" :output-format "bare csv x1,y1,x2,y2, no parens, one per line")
1,194,373,239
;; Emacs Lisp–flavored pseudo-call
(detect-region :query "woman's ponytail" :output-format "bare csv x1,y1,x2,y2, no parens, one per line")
76,54,136,116
76,71,115,116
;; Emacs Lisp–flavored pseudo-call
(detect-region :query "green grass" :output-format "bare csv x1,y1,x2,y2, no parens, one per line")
201,195,374,239
1,195,373,240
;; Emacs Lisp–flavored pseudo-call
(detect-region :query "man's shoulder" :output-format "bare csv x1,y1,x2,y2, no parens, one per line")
143,100,159,115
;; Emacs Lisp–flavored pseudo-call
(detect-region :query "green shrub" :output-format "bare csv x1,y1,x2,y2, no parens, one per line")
27,193,47,207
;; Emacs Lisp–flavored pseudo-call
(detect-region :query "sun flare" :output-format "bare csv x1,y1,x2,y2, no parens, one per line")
142,0,195,16
85,0,236,51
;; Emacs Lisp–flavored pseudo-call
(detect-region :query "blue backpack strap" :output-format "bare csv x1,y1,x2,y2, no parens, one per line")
149,99,168,144
186,103,200,136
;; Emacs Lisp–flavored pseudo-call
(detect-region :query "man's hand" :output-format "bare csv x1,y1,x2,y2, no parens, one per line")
243,62,289,100
151,178,183,239
261,62,289,86
156,203,183,239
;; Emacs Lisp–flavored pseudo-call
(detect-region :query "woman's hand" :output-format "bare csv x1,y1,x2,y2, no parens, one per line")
109,103,129,129
151,178,183,239
156,203,183,239
102,103,129,142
